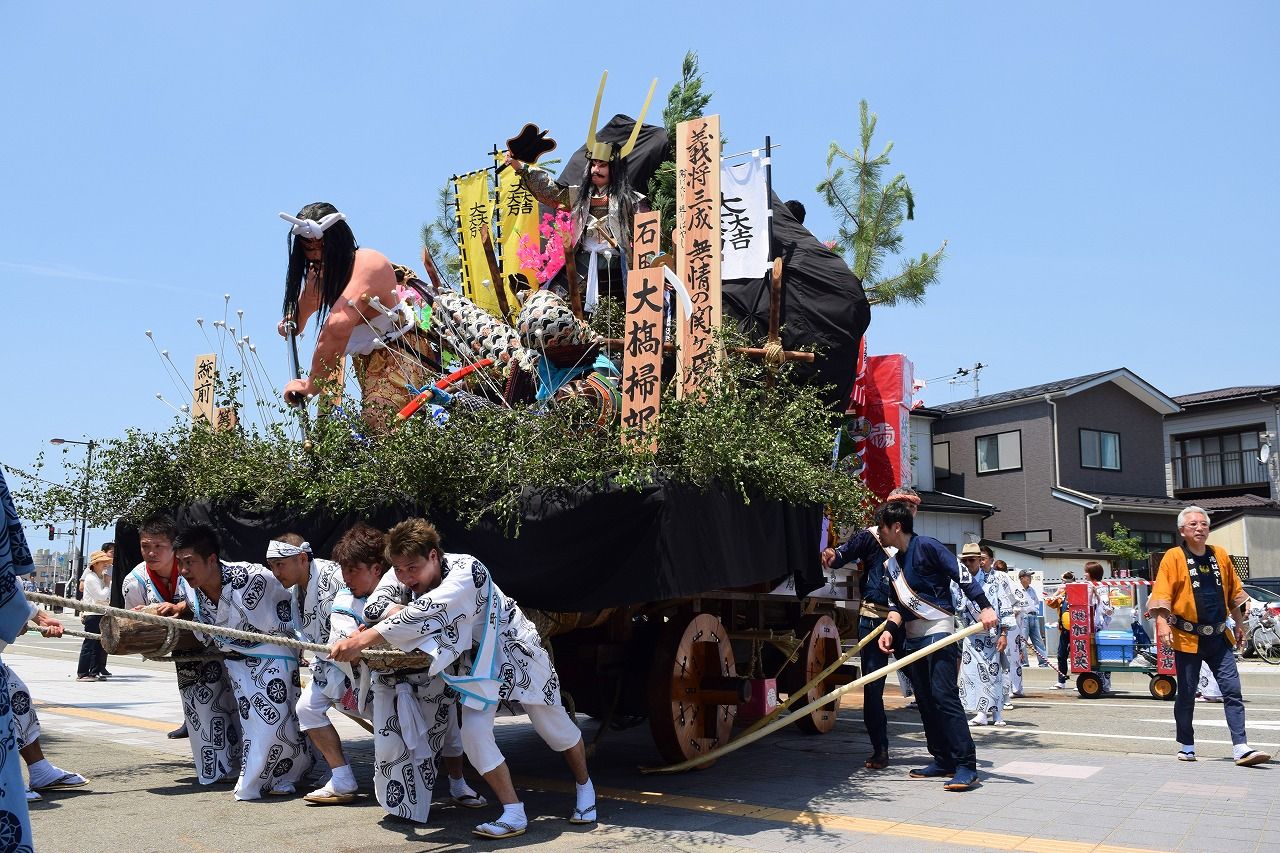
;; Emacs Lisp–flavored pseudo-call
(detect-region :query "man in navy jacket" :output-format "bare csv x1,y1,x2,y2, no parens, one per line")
877,502,996,791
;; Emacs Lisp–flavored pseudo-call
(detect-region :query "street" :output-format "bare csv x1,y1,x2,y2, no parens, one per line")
9,624,1280,853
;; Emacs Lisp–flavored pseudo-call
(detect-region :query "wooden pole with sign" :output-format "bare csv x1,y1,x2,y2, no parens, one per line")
192,354,217,427
674,115,722,397
621,210,665,450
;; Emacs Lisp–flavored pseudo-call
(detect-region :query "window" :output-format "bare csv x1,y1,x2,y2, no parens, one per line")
1172,427,1267,492
933,442,951,480
976,430,1021,473
1081,429,1121,470
1002,530,1052,542
1130,530,1174,551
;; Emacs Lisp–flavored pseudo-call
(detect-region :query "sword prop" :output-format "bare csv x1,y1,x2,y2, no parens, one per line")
283,318,312,439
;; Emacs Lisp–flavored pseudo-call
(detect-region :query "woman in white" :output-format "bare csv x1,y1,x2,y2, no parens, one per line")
76,550,112,680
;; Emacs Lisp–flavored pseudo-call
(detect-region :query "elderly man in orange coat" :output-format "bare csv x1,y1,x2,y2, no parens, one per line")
1148,505,1269,766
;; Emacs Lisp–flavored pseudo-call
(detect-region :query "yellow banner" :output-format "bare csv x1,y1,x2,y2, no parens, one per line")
454,170,502,316
495,154,541,291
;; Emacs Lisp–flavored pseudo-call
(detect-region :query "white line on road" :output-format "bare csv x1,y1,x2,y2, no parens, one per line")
886,719,1280,748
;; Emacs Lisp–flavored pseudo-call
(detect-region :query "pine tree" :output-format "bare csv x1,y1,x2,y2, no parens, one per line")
648,51,713,251
816,100,945,306
420,180,462,289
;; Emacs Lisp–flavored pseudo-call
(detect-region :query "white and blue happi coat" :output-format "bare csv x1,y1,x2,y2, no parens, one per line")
293,558,343,695
190,561,311,800
363,571,458,824
954,570,1021,717
122,562,241,784
372,554,561,712
0,470,35,852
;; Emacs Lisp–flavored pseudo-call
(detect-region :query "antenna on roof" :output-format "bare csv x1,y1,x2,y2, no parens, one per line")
937,362,987,397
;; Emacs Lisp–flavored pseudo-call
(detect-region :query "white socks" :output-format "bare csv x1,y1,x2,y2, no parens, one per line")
26,759,60,789
500,802,528,829
330,764,357,792
1179,743,1195,755
576,779,595,811
450,774,478,799
1233,743,1253,760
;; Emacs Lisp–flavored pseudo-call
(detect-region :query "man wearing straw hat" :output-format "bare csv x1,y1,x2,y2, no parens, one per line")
876,501,996,792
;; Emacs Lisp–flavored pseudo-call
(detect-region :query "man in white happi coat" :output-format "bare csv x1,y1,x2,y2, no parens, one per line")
174,524,311,800
122,516,240,784
333,518,593,840
4,661,89,799
955,545,1021,726
264,529,361,804
987,554,1030,697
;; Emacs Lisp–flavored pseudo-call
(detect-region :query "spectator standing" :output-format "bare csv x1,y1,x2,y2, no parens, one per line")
1045,571,1076,688
1018,570,1050,666
1148,505,1269,765
1084,561,1115,694
75,550,111,681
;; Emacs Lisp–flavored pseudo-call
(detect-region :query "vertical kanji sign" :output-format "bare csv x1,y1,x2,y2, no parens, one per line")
193,354,217,427
623,210,663,449
675,115,721,396
1066,582,1093,674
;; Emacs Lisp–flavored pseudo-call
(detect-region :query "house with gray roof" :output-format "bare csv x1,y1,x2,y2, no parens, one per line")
928,368,1180,555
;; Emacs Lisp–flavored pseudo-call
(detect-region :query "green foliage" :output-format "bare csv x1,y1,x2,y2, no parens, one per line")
816,100,946,307
11,330,873,536
648,50,713,252
421,180,462,289
1095,522,1149,562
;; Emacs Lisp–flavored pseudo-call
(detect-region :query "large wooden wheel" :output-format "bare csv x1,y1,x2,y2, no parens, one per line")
779,614,842,735
648,612,741,766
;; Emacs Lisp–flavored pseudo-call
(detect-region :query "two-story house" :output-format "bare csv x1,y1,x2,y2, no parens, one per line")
1163,385,1280,579
929,368,1182,555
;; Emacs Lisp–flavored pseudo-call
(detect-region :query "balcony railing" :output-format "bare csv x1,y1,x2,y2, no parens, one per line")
1172,451,1267,491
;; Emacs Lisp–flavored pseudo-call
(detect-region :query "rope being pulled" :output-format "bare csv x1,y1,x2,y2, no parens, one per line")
24,591,427,667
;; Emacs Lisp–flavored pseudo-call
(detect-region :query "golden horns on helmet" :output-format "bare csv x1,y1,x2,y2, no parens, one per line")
585,70,657,162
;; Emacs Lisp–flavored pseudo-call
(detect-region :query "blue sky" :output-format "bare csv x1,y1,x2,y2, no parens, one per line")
2,3,1277,547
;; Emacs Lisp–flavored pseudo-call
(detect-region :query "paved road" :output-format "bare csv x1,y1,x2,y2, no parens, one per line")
9,624,1280,853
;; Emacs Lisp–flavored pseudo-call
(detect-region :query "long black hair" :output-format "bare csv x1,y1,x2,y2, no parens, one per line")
282,201,358,329
572,156,635,250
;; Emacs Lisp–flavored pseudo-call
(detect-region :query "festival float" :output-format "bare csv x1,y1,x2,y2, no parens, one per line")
17,68,904,769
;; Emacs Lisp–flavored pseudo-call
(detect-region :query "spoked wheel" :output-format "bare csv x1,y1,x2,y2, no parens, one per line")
1149,674,1176,700
1254,627,1280,665
779,614,843,735
648,612,742,767
1076,672,1105,699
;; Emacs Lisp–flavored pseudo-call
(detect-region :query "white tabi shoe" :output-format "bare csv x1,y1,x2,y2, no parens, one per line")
473,819,527,839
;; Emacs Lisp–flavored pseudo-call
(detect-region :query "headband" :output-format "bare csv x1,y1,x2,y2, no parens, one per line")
279,211,346,240
266,540,312,559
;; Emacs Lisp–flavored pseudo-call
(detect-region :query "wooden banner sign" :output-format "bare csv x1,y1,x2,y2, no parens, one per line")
192,353,217,426
675,114,722,396
622,210,664,450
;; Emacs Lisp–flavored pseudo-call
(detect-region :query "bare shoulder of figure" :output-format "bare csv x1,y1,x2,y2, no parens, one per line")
342,248,398,298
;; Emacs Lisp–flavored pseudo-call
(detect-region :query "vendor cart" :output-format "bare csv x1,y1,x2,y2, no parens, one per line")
1066,580,1176,700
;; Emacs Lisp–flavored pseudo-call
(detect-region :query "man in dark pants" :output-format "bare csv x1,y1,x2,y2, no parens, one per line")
877,502,996,791
1149,505,1269,766
821,487,921,770
1046,571,1075,688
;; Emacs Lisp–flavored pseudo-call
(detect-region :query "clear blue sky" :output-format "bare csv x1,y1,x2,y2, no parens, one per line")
3,3,1277,547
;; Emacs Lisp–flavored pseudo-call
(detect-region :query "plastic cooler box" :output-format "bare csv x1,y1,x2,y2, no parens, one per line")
1095,629,1135,663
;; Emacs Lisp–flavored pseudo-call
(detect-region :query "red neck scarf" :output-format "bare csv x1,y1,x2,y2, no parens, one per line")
146,560,180,603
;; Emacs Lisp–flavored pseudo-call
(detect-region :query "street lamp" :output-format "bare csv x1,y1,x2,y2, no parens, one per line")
49,437,96,593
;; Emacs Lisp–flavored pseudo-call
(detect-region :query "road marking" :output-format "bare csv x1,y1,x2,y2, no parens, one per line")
35,700,178,733
995,761,1101,779
515,775,1172,853
1140,717,1280,730
887,720,1280,748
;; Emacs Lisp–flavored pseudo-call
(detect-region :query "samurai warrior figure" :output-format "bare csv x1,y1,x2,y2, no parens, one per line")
505,73,656,314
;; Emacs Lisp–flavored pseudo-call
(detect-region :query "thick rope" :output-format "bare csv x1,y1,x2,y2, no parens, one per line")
26,623,102,642
24,591,423,665
639,622,984,774
762,339,786,368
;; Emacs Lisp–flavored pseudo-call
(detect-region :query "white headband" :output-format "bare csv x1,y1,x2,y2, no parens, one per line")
279,211,346,240
266,540,312,559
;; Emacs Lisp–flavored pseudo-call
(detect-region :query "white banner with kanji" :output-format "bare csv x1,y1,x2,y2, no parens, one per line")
720,154,769,279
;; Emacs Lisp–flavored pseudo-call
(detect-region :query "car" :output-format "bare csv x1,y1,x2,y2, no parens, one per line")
1242,584,1280,657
